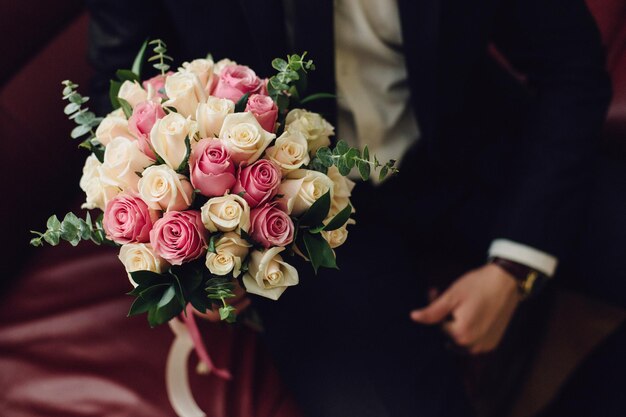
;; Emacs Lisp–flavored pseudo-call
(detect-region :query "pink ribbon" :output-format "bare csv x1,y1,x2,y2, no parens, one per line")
180,304,232,380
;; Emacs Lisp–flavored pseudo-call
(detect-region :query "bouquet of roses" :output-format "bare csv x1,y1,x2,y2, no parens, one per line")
30,39,397,327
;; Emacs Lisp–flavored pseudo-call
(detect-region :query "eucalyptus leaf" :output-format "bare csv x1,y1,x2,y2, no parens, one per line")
131,39,149,78
316,147,334,167
70,124,91,139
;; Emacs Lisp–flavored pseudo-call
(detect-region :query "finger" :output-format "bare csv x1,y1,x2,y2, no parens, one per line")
411,293,454,324
427,287,439,302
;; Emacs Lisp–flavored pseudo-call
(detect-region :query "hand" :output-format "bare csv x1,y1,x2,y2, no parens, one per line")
195,281,251,323
410,264,521,354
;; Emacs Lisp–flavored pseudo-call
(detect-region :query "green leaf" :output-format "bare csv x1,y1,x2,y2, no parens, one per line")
128,294,155,316
147,285,184,327
207,233,223,253
316,147,334,167
271,58,288,71
363,145,370,162
335,140,349,155
219,305,237,323
303,231,337,273
345,148,359,170
336,155,351,176
64,102,80,115
379,165,389,181
175,136,192,174
109,80,122,109
357,160,371,181
234,92,250,113
131,39,149,78
43,231,61,246
47,215,61,230
117,97,133,118
130,270,167,287
323,204,352,231
116,69,140,83
300,92,336,105
71,124,91,139
298,190,331,227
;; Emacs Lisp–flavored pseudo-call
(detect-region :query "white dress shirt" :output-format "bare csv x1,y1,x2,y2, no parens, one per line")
333,0,558,276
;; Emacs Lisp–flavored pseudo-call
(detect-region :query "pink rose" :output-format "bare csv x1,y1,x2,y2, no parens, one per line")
142,72,172,99
150,210,207,265
190,139,236,197
103,194,159,244
249,203,294,248
232,159,281,208
128,100,165,159
245,94,278,133
212,65,264,102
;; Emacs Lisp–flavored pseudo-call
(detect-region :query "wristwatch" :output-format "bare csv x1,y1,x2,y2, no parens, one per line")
490,257,548,300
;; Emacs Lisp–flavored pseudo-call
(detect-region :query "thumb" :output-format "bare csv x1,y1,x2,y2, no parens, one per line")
411,292,454,325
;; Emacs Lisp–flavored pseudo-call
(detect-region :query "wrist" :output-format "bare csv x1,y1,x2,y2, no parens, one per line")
489,257,547,300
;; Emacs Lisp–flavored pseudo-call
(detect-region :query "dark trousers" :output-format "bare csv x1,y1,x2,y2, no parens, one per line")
252,160,483,417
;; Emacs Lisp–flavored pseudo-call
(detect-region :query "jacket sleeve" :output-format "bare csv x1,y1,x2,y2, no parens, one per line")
490,0,612,262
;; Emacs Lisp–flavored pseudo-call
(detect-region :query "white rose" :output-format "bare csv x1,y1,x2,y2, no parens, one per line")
205,232,251,277
213,58,237,75
276,169,334,216
264,131,310,173
321,225,349,249
163,72,207,118
119,243,168,287
95,113,134,146
201,194,250,233
285,109,334,155
180,58,215,90
118,80,148,108
326,165,356,213
150,112,192,169
138,165,194,211
219,112,276,164
79,154,120,210
242,247,299,300
99,137,154,194
196,96,235,139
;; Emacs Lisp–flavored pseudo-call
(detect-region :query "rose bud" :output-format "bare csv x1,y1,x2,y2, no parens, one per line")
190,139,236,197
245,94,278,133
128,100,166,159
150,210,207,265
232,159,281,208
103,194,160,244
249,203,295,248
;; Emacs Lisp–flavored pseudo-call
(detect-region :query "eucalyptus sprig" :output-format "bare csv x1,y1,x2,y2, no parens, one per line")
62,80,104,157
148,39,173,75
30,212,109,247
314,140,399,181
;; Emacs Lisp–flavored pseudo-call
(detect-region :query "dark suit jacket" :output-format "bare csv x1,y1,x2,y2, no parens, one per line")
86,0,611,266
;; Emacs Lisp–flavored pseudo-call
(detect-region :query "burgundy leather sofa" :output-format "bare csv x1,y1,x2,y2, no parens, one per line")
0,1,624,416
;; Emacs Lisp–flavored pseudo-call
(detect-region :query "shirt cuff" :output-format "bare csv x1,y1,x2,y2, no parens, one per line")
488,239,558,277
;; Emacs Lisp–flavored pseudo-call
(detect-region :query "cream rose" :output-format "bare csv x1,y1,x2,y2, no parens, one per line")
99,137,154,194
196,96,235,138
264,130,310,173
79,154,120,210
180,58,215,90
163,72,207,118
138,165,194,211
95,113,134,146
285,109,334,155
276,169,334,216
242,247,299,300
119,243,168,287
205,232,251,277
200,193,250,233
118,80,148,108
150,112,192,169
321,225,349,249
326,165,356,213
219,112,275,165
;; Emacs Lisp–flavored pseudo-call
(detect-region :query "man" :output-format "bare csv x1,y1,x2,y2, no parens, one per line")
87,0,611,415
